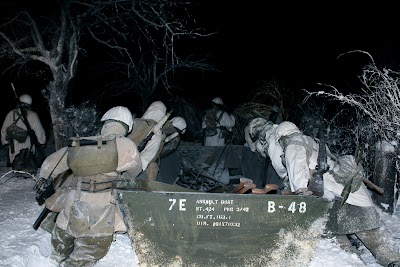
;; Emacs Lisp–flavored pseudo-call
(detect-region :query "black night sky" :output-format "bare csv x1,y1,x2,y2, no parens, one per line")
0,1,399,126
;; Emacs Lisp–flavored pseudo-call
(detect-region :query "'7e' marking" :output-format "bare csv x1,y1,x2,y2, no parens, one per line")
169,198,187,211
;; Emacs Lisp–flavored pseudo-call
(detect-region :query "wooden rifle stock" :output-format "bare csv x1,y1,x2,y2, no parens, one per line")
362,178,384,194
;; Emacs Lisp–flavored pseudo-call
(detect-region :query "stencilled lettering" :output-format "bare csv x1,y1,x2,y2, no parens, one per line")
167,198,309,229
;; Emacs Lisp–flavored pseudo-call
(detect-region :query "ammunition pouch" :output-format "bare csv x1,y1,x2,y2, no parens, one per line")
67,134,118,177
203,126,218,137
6,111,28,143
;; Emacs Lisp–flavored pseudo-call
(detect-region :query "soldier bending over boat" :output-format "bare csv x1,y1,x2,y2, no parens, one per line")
247,118,400,267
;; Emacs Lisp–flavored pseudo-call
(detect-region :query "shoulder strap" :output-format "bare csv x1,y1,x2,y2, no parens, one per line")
216,110,224,123
280,133,313,166
12,110,22,124
213,110,224,128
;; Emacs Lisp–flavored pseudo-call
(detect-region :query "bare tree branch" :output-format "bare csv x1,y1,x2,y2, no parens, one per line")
0,0,215,148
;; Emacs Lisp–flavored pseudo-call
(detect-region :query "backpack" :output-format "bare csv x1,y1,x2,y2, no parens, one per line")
203,109,224,137
67,134,118,176
6,111,28,143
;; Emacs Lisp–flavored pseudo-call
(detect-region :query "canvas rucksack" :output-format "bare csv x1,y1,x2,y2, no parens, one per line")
6,111,29,143
67,134,118,177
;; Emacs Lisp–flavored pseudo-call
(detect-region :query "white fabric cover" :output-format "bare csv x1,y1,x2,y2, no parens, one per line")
266,125,287,179
19,94,32,105
142,101,167,122
275,121,300,143
170,116,186,133
101,106,134,132
139,130,163,171
212,97,223,105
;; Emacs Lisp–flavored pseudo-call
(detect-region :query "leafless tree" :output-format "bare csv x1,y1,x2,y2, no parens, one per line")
100,52,217,112
253,80,295,122
304,51,400,144
304,50,400,177
0,0,214,149
86,0,216,112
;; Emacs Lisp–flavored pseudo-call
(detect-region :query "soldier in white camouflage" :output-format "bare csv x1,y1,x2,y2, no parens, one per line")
248,118,400,267
38,106,142,267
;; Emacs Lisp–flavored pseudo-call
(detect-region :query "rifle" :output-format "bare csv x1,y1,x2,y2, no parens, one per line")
137,110,172,152
308,124,328,197
11,83,46,165
33,206,52,230
32,140,70,230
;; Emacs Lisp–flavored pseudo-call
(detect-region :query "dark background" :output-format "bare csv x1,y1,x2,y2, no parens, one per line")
0,1,399,129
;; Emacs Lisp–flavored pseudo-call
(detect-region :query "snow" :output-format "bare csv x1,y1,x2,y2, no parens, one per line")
0,149,399,267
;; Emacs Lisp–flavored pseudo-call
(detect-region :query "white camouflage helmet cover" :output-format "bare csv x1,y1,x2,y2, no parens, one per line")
248,117,268,141
19,94,32,105
170,116,187,134
258,122,275,145
275,121,301,143
212,97,223,105
142,101,167,122
101,106,134,132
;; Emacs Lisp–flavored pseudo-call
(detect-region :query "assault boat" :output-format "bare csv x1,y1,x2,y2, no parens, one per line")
115,144,332,267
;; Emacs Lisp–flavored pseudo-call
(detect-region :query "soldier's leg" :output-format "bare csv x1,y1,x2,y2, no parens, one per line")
355,228,400,266
51,226,75,262
62,234,113,267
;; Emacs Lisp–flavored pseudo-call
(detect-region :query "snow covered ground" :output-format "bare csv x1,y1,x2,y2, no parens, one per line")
0,147,399,267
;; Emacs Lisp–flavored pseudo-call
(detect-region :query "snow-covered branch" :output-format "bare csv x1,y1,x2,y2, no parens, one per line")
304,61,400,143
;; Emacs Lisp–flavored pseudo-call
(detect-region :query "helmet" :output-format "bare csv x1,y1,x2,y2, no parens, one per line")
248,117,268,141
170,116,187,134
19,94,32,105
259,122,275,144
101,106,134,132
211,97,223,105
142,101,167,122
275,121,300,142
